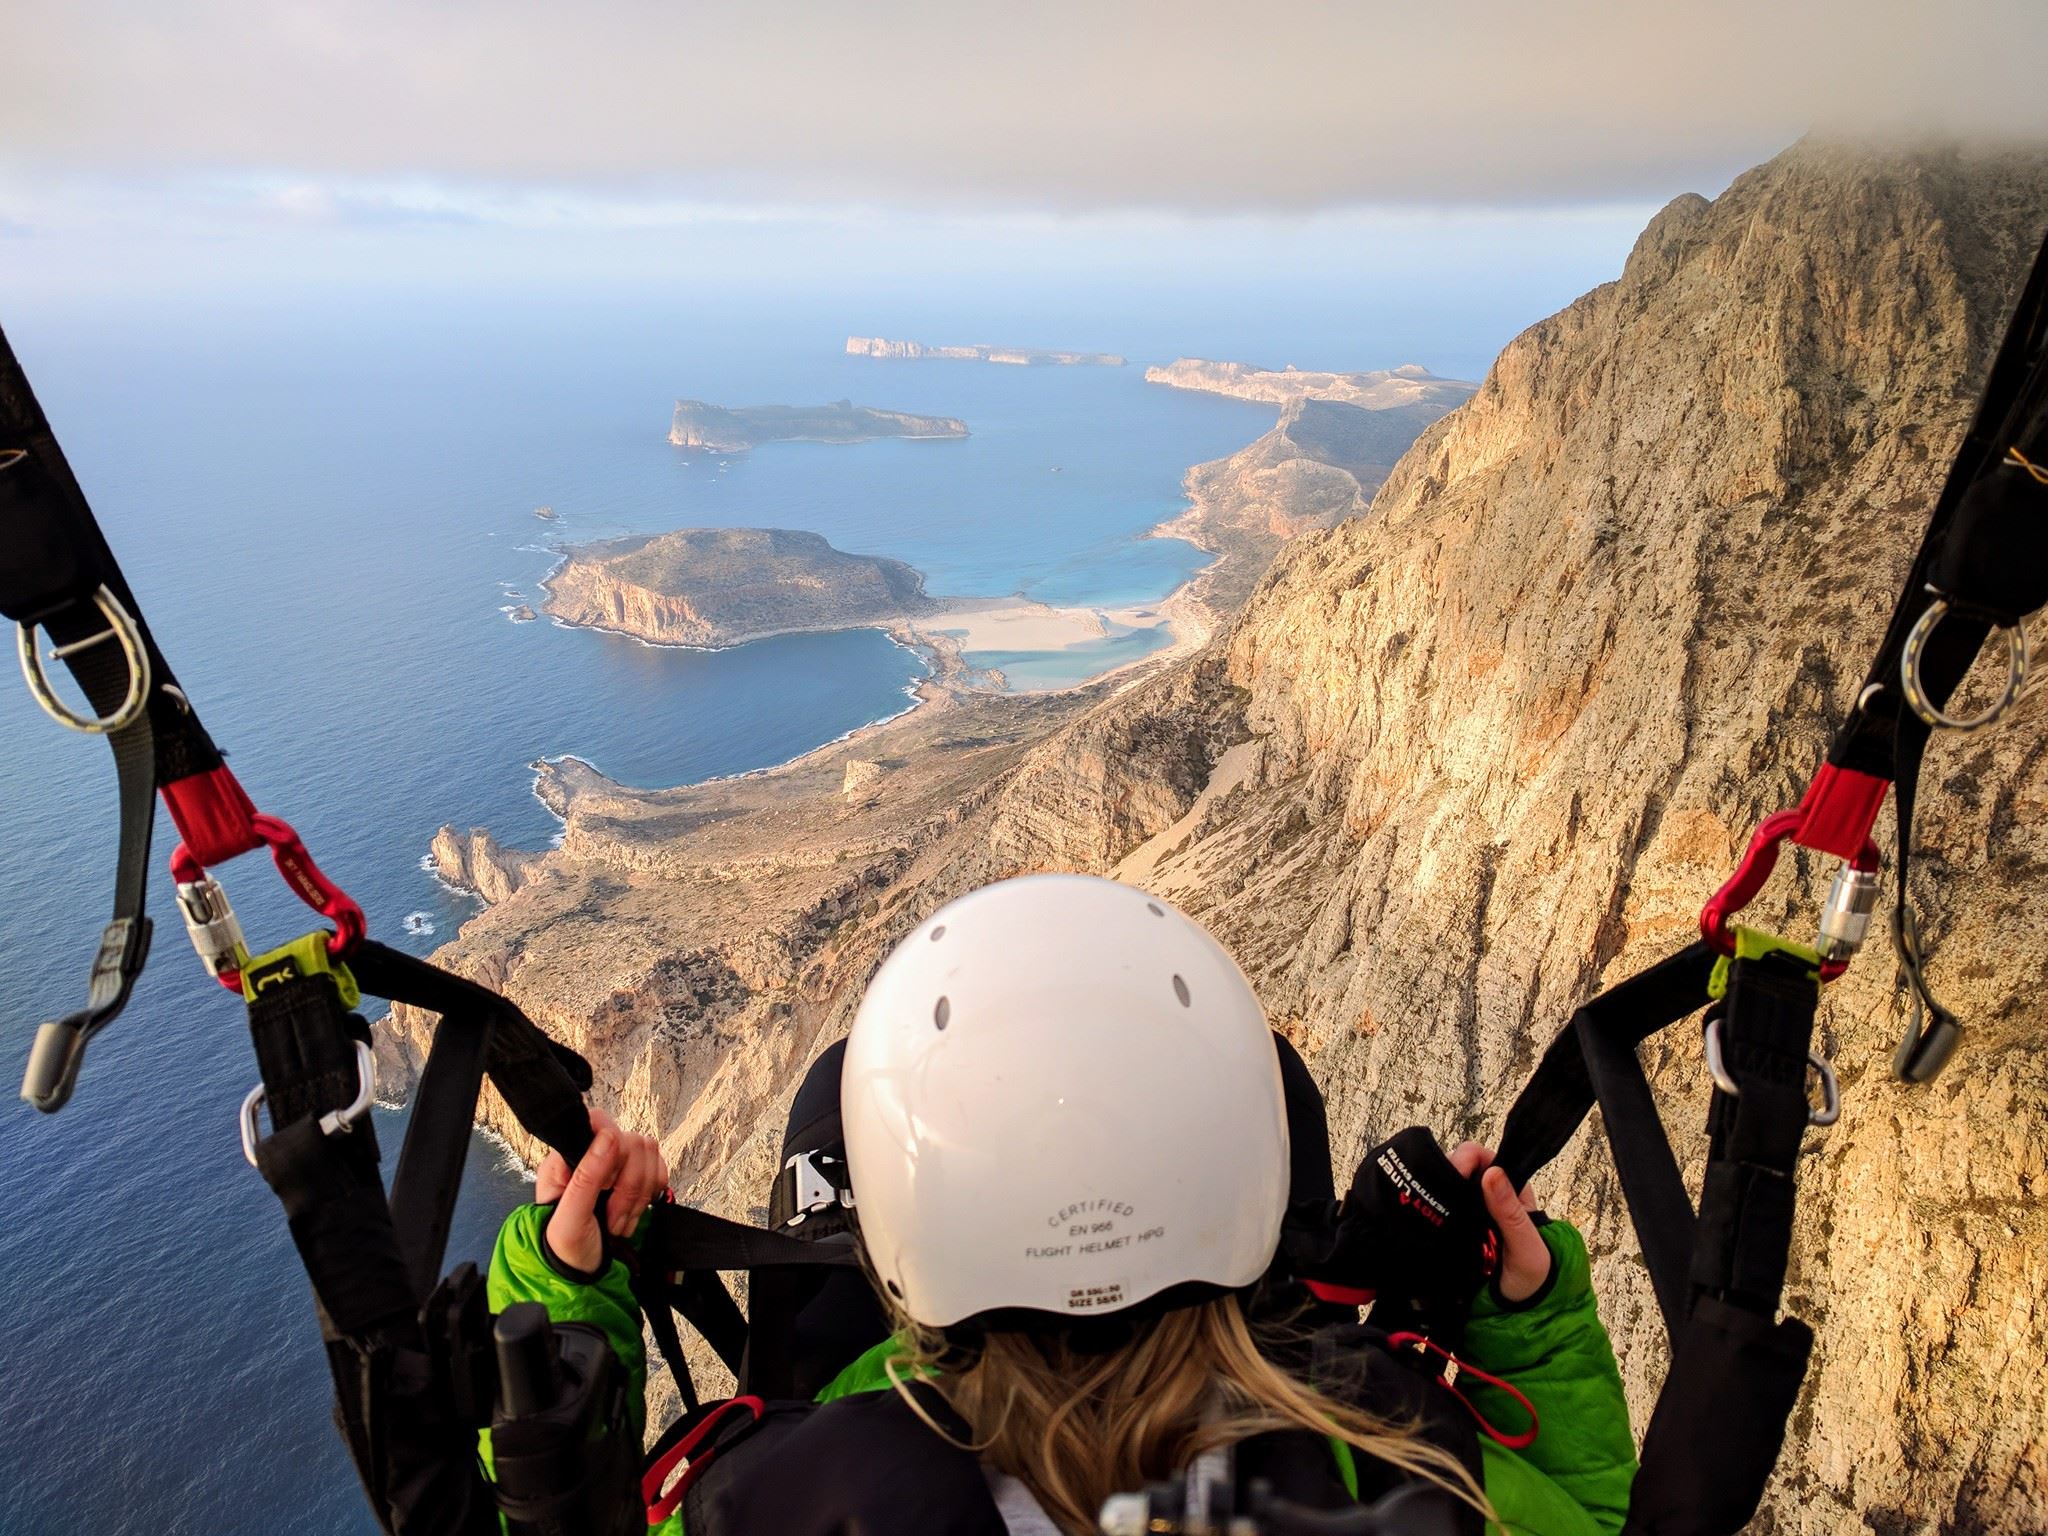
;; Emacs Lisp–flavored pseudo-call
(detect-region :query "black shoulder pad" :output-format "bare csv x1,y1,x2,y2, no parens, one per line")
684,1386,1006,1536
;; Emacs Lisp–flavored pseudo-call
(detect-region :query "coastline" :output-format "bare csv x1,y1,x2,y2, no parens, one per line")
537,518,1221,701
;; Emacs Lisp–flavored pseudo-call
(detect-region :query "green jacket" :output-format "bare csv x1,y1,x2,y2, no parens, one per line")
488,1207,1637,1535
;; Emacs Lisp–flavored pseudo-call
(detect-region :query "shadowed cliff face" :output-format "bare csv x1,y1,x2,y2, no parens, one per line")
389,141,2047,1519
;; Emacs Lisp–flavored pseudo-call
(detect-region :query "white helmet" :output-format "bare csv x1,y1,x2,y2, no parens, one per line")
842,873,1289,1328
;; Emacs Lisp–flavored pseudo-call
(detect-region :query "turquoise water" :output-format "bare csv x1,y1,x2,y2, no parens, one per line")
0,297,1274,1532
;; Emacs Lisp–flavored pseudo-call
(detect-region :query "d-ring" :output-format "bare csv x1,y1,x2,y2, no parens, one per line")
1900,598,2027,732
16,584,151,733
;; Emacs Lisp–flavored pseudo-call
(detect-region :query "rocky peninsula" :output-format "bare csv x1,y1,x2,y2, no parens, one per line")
1146,357,1474,412
386,144,2048,1525
667,399,967,452
847,336,1125,367
542,528,934,649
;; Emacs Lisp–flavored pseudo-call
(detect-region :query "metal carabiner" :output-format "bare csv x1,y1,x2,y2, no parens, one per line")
1900,596,2028,732
239,1038,376,1167
1702,1013,1840,1126
16,583,152,734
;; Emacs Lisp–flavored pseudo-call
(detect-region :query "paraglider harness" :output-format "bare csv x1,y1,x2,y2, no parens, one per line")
7,223,2048,1536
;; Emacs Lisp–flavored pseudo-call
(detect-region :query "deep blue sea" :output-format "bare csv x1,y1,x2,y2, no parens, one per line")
0,299,1275,1532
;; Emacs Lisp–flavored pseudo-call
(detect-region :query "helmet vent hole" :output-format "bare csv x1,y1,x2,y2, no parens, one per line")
886,1278,904,1299
1172,975,1191,1008
1147,903,1165,917
930,925,946,942
934,996,951,1030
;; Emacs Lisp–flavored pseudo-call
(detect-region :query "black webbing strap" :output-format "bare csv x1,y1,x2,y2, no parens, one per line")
1495,943,1717,1338
248,971,417,1337
1691,954,1818,1316
1494,944,1716,1186
641,1200,863,1275
17,632,157,1110
1827,227,2048,782
240,944,612,1536
1495,941,1824,1535
245,968,499,1536
3,321,235,1108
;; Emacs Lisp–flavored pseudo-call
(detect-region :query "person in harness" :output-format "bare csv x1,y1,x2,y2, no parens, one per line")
489,874,1639,1534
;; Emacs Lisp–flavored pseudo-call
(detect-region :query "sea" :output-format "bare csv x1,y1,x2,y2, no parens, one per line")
0,296,1283,1532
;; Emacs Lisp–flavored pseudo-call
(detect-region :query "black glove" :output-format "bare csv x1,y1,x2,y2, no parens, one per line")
1287,1126,1501,1333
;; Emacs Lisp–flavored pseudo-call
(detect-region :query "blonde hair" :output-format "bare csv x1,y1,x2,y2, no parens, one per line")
885,1295,1493,1536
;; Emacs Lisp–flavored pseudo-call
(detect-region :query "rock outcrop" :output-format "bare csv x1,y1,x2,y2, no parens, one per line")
1146,357,1475,413
667,399,967,451
429,825,541,904
846,337,1124,366
542,527,935,648
395,142,2048,1523
1159,395,1457,615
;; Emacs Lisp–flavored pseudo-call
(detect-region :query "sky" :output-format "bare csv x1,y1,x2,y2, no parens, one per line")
4,1,2047,368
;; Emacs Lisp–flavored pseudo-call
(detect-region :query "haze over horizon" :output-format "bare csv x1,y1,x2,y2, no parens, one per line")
5,2,2047,378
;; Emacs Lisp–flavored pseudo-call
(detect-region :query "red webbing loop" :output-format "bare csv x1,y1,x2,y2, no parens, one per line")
1386,1332,1539,1450
159,764,262,866
1791,764,1890,861
643,1396,765,1525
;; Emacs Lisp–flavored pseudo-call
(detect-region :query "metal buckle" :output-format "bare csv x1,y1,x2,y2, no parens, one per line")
17,584,152,733
1901,596,2028,732
239,1039,376,1167
781,1149,852,1227
1702,1015,1840,1126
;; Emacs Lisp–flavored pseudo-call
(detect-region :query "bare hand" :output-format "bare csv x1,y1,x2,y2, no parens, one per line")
534,1106,668,1275
1449,1142,1551,1304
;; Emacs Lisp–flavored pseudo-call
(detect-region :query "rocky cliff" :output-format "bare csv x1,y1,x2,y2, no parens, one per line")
392,142,2047,1525
1028,143,2048,1530
429,825,541,904
667,398,967,451
1159,395,1465,615
541,527,935,648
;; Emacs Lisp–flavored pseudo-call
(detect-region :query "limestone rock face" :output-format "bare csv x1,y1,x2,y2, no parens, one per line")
1009,141,2048,1531
841,759,885,799
429,825,540,905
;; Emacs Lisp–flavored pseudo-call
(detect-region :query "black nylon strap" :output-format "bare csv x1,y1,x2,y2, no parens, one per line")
1691,953,1818,1316
1829,227,2048,780
641,1201,862,1274
247,971,417,1338
349,942,595,1171
1493,943,1718,1189
387,1000,496,1298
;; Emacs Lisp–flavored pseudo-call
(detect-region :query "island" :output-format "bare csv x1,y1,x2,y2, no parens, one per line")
1145,358,1474,411
542,527,936,648
668,399,968,453
847,337,1125,367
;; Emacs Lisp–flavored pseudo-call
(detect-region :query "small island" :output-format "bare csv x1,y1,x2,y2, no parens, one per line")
847,337,1125,367
668,399,967,453
542,527,936,648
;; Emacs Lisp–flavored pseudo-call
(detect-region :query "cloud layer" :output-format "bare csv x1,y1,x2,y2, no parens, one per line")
6,1,2046,210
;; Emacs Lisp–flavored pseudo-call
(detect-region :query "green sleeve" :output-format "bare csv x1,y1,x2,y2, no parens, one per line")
1463,1220,1637,1536
487,1202,650,1443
